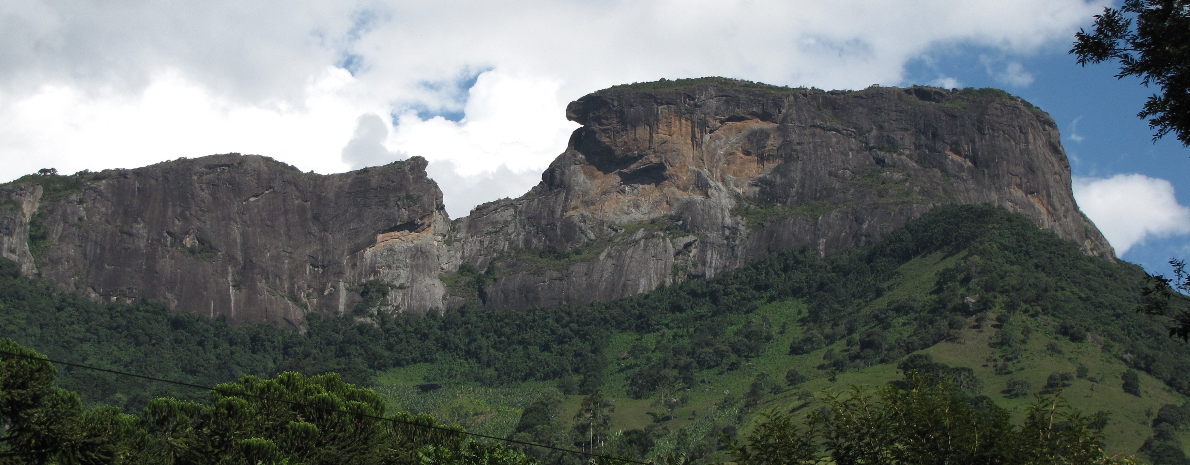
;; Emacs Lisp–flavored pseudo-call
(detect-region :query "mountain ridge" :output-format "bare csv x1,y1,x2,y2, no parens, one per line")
0,78,1113,324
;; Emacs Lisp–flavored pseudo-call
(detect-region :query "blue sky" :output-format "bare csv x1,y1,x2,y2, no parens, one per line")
0,0,1186,276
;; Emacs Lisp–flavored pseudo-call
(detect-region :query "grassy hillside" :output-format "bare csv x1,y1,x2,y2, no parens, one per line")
2,205,1189,463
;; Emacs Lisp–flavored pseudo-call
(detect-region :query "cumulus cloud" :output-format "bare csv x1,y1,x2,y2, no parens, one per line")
391,70,578,177
0,0,1111,215
1073,174,1190,256
981,56,1035,87
426,160,543,218
342,114,402,169
930,76,961,89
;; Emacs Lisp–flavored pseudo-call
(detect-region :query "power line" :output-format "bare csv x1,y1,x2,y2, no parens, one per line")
0,349,650,465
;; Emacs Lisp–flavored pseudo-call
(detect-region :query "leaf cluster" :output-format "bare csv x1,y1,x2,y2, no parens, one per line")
1072,0,1190,145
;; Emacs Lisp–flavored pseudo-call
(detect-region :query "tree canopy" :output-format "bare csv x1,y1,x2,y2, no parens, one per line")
0,338,538,464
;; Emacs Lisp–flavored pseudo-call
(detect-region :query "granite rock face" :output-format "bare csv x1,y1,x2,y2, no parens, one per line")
446,80,1113,310
0,79,1114,323
0,155,450,325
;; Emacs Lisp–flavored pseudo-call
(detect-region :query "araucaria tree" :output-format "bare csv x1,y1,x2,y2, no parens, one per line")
572,389,614,454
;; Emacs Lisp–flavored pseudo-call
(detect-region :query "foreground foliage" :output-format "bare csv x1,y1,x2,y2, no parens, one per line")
0,339,536,464
1072,0,1190,145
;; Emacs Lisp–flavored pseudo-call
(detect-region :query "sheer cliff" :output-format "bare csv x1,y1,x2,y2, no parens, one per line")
0,155,449,326
0,78,1114,323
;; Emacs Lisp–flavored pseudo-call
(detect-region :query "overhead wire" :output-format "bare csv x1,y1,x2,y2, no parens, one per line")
0,349,651,465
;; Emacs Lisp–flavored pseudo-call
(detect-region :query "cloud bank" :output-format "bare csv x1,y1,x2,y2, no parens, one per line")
1073,174,1190,256
1,0,1110,216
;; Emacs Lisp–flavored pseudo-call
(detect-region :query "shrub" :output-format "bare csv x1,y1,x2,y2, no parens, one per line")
1123,370,1142,397
1005,378,1032,398
785,369,808,387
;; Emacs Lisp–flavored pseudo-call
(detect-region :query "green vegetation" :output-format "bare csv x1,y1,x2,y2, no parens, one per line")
732,199,833,228
11,170,88,204
954,86,1017,102
607,77,805,96
724,371,1135,464
26,210,50,262
180,241,218,261
4,204,1190,463
347,279,396,314
0,339,535,464
502,217,686,274
1072,0,1190,146
259,155,303,172
936,87,1028,112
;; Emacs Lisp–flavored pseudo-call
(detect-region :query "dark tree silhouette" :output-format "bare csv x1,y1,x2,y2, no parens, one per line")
1072,0,1190,145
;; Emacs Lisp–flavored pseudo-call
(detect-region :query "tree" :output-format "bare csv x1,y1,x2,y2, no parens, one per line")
1138,259,1190,342
0,338,132,463
1072,0,1190,145
720,410,818,465
1124,369,1143,396
0,338,538,464
785,368,808,387
572,389,614,454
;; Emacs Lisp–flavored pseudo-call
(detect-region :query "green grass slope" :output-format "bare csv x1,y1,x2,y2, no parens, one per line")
3,205,1190,464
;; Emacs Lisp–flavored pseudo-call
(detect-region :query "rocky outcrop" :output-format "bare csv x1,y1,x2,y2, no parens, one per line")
0,155,449,325
447,79,1113,310
0,78,1114,323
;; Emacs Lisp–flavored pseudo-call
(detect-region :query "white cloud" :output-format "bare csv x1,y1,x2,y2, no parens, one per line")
1073,174,1190,256
342,113,403,169
0,0,1111,217
981,56,1035,87
1067,116,1085,143
930,76,961,89
425,160,543,218
390,70,578,177
0,69,367,176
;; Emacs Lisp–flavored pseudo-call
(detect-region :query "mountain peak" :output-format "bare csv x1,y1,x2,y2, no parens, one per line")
0,80,1112,323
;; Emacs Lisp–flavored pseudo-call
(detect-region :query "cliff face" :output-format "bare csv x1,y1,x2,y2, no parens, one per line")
448,80,1113,310
0,155,450,325
0,79,1114,323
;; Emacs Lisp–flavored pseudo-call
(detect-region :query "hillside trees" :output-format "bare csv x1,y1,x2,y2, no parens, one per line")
1073,1,1190,349
726,372,1135,465
5,204,1190,414
0,338,537,464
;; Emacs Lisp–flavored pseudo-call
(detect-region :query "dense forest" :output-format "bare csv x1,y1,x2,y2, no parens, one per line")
0,338,1138,464
3,205,1190,463
0,338,538,464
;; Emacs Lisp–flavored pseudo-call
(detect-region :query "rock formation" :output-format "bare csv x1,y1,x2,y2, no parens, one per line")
0,78,1114,324
0,155,448,326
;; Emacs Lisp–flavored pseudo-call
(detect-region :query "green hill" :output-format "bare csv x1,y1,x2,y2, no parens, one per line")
2,204,1188,463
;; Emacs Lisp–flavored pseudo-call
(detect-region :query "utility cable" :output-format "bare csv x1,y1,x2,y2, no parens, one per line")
0,349,650,465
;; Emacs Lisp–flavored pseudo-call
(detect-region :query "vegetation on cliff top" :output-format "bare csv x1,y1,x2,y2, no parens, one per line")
604,76,1029,108
606,76,806,95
